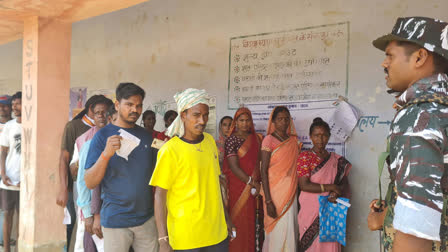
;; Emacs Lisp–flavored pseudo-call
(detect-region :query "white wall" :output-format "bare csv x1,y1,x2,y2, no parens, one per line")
0,39,22,95
1,0,447,251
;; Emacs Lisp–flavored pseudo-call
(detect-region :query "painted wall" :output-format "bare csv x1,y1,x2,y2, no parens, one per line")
0,39,22,95
0,0,447,251
70,1,447,251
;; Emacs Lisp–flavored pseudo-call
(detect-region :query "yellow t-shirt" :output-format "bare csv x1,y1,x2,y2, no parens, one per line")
149,133,228,250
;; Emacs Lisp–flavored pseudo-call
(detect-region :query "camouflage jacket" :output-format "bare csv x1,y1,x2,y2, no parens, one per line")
383,73,448,251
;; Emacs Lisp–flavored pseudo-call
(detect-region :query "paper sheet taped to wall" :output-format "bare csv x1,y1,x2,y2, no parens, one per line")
327,100,360,141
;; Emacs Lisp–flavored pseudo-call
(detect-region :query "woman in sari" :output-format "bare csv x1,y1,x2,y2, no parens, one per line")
216,116,233,209
260,106,302,252
297,117,352,252
216,116,233,167
223,107,262,252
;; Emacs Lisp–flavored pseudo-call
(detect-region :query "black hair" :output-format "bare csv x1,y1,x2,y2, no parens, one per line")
107,105,117,118
164,110,178,121
219,116,232,126
73,94,107,120
85,95,104,110
116,82,145,101
309,117,331,136
91,96,113,111
433,53,448,74
396,41,421,57
396,41,448,74
11,91,21,102
142,110,156,120
271,106,290,121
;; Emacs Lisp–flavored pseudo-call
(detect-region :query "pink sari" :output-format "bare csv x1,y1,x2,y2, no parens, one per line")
298,152,351,252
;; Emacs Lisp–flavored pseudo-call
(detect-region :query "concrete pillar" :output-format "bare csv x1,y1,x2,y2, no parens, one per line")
20,16,71,252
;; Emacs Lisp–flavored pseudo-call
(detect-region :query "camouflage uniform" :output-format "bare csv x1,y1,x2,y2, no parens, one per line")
383,73,448,251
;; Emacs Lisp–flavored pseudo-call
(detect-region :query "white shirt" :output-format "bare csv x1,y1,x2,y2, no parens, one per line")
0,119,21,191
0,122,5,134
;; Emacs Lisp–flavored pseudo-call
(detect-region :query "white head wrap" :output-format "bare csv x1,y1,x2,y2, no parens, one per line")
166,88,210,138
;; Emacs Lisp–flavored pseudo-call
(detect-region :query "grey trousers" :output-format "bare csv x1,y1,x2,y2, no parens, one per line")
103,216,159,252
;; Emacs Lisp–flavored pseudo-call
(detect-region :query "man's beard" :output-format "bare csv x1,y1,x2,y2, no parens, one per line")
119,111,139,125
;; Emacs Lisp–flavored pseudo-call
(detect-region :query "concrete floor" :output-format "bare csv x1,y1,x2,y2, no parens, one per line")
0,245,16,252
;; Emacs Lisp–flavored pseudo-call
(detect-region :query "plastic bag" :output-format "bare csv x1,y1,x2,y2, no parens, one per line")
318,195,349,246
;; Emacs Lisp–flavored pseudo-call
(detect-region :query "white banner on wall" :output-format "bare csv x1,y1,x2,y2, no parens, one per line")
228,22,349,109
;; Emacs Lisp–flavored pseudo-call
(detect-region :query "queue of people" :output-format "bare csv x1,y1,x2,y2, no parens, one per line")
49,78,353,252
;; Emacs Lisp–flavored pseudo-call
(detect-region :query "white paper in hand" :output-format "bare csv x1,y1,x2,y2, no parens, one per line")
336,198,351,208
63,207,71,225
92,234,104,251
151,138,166,150
117,129,141,161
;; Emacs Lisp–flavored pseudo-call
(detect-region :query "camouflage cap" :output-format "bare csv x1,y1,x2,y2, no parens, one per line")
373,17,448,61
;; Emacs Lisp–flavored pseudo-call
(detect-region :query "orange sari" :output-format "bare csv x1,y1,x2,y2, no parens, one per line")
262,137,300,233
261,108,302,233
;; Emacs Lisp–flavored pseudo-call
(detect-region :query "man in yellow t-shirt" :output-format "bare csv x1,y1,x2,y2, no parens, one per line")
150,88,234,252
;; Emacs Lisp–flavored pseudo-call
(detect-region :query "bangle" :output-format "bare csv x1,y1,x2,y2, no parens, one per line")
246,176,253,185
101,152,110,161
158,236,169,242
320,184,325,193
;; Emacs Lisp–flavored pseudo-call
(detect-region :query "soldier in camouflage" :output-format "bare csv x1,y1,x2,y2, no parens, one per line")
370,16,448,252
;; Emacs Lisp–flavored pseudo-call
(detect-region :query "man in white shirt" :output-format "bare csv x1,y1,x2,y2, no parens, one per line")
0,94,12,247
0,95,12,134
0,92,21,252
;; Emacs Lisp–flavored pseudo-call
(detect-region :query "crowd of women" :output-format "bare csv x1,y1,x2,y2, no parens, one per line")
142,106,352,252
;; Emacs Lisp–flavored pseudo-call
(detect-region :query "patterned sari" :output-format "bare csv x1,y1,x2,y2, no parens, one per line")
223,107,262,252
297,151,351,252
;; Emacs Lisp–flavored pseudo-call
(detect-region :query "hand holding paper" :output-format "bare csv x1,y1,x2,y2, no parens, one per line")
104,135,122,158
92,234,104,251
116,129,141,161
151,138,166,150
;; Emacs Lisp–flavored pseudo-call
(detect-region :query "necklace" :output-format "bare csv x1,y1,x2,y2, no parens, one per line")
273,131,288,142
181,135,204,152
311,148,329,159
194,141,203,152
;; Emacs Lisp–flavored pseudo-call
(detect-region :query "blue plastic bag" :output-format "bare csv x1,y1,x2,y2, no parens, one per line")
318,195,349,246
